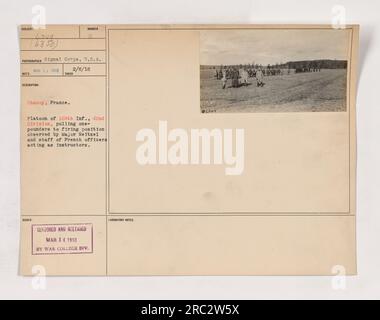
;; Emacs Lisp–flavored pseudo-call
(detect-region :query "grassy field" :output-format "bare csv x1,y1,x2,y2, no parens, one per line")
200,69,347,113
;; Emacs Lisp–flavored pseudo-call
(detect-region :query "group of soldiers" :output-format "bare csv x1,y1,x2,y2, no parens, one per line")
295,67,322,73
215,66,265,89
213,62,325,90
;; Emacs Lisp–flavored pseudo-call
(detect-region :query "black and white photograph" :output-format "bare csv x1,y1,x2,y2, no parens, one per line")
200,29,351,113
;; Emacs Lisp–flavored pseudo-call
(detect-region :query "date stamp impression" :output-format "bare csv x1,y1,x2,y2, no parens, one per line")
32,223,93,255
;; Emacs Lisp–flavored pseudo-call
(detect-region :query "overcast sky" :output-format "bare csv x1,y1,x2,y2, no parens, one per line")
200,29,351,66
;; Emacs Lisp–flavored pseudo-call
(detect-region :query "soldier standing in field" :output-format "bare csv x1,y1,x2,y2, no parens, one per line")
232,68,239,88
240,68,249,86
221,69,227,89
256,68,264,87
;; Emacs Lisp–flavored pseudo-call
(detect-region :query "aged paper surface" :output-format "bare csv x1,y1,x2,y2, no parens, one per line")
20,25,358,275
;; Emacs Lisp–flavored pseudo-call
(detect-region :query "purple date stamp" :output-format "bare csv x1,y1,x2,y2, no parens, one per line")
31,223,93,255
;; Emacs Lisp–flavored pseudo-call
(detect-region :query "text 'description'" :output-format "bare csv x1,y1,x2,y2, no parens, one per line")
31,223,93,255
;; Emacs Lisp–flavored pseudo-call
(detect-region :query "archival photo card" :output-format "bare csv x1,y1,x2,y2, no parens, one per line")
200,28,351,113
19,25,358,276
